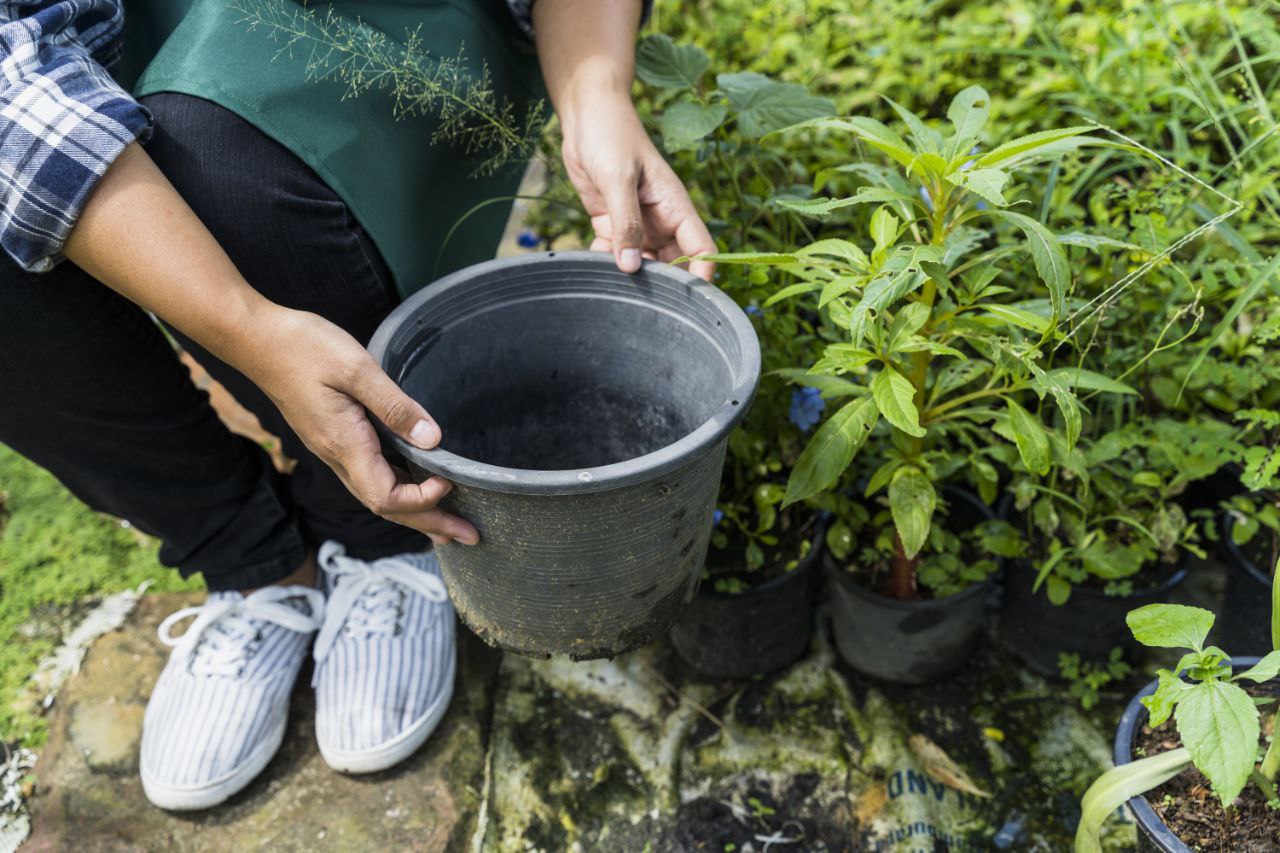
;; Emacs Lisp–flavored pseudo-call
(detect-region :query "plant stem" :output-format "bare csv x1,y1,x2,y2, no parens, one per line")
1260,731,1280,784
888,533,918,600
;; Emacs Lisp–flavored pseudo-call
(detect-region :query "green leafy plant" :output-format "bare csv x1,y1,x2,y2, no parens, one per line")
1007,417,1214,605
1059,649,1132,711
1075,566,1280,852
702,86,1126,598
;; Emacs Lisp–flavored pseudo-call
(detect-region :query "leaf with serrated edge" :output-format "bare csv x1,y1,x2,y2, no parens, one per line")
1142,670,1191,727
889,467,936,558
783,397,878,505
872,366,926,437
635,35,710,89
1175,680,1260,806
1126,603,1215,650
1005,398,1050,475
1236,650,1280,683
991,210,1069,319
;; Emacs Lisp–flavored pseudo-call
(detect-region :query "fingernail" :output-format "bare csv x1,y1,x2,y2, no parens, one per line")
620,248,642,272
410,419,440,448
461,531,480,546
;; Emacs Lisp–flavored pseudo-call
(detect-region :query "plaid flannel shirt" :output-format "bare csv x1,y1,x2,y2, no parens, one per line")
0,1,151,272
0,0,647,274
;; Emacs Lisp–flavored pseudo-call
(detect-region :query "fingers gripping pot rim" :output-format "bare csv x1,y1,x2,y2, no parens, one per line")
367,251,761,658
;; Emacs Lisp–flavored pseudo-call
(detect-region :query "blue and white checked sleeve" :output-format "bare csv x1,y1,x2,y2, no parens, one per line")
0,1,152,272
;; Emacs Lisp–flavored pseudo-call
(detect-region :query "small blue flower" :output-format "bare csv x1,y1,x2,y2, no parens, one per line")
975,200,988,210
516,230,540,249
712,508,725,526
789,386,826,431
745,304,762,316
867,45,887,58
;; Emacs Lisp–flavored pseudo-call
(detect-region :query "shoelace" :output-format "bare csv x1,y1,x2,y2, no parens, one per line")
312,541,448,681
158,585,325,678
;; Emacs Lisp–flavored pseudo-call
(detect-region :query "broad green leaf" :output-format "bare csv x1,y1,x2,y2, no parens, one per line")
884,97,944,153
717,72,835,138
1127,603,1215,651
763,281,820,307
1041,367,1137,395
1142,669,1191,727
783,397,879,505
777,188,906,217
1236,650,1280,683
847,248,935,346
888,466,936,558
976,125,1095,169
1046,575,1072,605
979,304,1051,334
796,239,869,269
946,167,1009,206
991,210,1070,319
887,302,931,346
818,277,859,308
772,369,866,399
1175,680,1260,806
946,85,990,157
1006,398,1050,475
635,35,710,89
871,366,926,437
1074,749,1192,853
1027,363,1082,449
870,207,900,256
795,115,917,170
659,100,727,151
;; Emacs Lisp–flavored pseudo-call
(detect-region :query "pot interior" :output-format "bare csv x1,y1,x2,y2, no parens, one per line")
395,276,741,471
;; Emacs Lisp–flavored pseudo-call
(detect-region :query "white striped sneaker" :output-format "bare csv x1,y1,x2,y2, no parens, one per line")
140,585,324,811
312,541,456,774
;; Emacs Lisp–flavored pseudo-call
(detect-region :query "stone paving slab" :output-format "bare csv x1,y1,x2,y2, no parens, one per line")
25,593,498,853
22,591,1142,852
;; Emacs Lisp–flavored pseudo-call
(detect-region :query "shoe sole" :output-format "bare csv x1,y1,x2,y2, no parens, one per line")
318,652,457,774
140,712,287,811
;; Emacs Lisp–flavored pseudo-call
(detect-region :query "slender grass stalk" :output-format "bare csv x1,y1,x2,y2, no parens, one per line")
230,0,545,176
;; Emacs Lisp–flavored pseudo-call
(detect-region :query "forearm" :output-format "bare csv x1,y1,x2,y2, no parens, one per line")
62,142,283,381
532,0,643,132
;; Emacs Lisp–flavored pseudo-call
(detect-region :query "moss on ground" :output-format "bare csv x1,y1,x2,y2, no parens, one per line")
0,445,200,746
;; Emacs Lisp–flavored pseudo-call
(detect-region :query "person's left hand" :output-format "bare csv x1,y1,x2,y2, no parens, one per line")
559,97,716,281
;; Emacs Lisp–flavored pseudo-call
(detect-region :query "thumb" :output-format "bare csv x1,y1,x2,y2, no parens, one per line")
352,357,441,450
599,163,645,273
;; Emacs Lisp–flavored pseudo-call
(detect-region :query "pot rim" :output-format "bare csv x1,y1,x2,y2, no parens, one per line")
368,251,761,495
822,485,999,609
697,520,826,601
1220,511,1274,587
1115,657,1264,853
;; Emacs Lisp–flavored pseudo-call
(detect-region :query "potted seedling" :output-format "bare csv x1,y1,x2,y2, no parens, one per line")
704,86,1123,682
1075,565,1280,851
1000,417,1209,675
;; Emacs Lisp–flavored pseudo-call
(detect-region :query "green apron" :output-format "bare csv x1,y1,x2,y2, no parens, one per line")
123,0,546,298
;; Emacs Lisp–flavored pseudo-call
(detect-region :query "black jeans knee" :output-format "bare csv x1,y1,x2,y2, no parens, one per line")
0,93,427,590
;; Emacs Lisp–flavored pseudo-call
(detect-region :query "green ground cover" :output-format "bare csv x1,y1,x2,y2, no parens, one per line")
0,445,199,746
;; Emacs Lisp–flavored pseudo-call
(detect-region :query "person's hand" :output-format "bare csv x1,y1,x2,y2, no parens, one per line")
242,307,479,547
560,97,716,281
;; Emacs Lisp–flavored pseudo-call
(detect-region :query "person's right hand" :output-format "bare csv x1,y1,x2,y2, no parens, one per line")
241,307,480,547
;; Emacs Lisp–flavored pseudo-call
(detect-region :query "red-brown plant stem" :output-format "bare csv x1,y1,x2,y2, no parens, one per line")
889,533,919,600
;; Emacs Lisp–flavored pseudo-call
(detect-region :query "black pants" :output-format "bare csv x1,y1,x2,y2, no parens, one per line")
0,94,427,591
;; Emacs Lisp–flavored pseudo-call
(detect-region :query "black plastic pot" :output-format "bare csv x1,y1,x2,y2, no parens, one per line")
825,487,998,685
1000,555,1189,677
368,252,760,659
1115,658,1266,852
669,526,823,680
1219,511,1276,656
